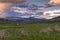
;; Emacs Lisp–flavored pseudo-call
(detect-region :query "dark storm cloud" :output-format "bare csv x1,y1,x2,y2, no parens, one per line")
0,0,25,3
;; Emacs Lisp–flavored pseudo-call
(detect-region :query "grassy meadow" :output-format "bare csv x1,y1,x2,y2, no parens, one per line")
0,21,60,40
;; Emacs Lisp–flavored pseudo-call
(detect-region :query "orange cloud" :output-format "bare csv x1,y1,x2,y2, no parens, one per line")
0,0,25,13
0,3,11,13
49,0,60,5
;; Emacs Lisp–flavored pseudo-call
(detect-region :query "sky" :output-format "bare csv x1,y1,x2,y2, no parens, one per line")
49,0,60,5
0,0,60,19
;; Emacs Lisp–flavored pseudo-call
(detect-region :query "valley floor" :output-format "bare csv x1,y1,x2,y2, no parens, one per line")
0,21,60,40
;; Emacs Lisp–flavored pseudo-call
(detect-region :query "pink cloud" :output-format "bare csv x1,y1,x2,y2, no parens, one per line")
0,0,25,3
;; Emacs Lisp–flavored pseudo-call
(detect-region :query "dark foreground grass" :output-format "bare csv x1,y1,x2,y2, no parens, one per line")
0,21,60,40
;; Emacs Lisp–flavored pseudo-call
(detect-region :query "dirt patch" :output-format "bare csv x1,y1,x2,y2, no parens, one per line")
39,27,60,34
18,28,30,36
0,29,12,39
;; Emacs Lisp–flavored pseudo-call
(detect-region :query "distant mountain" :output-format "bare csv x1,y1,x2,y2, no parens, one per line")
0,17,46,22
49,16,60,21
2,16,60,22
15,17,46,22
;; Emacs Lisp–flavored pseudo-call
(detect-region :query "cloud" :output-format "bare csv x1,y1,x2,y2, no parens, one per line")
0,3,11,13
43,9,60,19
31,15,44,19
11,7,45,19
0,0,25,13
49,0,60,5
0,0,25,3
0,12,7,18
11,7,28,14
11,7,35,15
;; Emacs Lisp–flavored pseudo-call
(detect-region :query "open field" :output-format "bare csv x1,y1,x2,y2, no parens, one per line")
0,21,60,40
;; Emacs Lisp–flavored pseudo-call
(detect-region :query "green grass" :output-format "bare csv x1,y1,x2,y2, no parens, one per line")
0,21,60,40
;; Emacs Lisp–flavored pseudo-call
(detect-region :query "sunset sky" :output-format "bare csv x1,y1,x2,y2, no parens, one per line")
0,0,60,19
